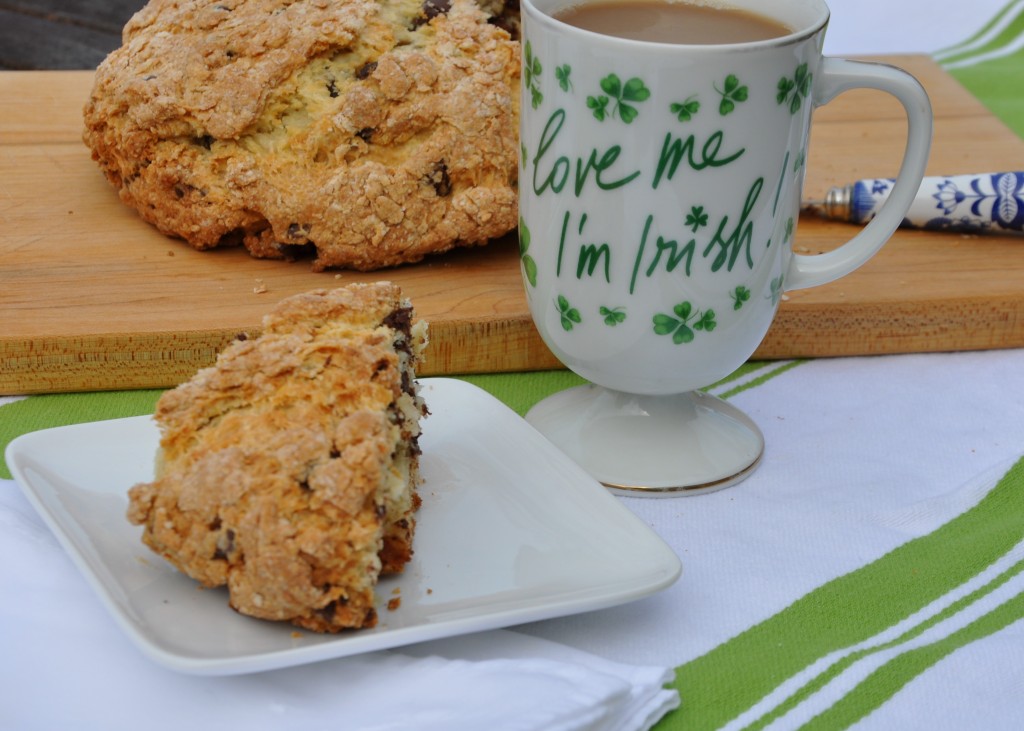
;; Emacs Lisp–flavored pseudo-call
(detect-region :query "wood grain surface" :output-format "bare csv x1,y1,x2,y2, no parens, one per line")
2,55,1024,394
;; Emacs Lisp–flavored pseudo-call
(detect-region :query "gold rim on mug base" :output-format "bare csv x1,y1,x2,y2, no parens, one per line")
602,448,764,498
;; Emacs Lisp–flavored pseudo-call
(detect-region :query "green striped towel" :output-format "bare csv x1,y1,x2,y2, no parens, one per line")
936,0,1024,139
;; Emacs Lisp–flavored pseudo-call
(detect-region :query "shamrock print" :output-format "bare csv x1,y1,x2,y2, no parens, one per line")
730,286,751,311
769,274,785,305
587,94,610,120
587,74,650,123
670,95,700,122
777,63,812,114
685,205,709,233
518,217,537,288
555,64,573,92
653,301,716,344
599,306,626,326
557,295,582,331
714,75,748,115
524,41,543,109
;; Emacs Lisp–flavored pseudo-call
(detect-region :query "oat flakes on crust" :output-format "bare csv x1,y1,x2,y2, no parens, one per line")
127,283,427,632
83,0,520,271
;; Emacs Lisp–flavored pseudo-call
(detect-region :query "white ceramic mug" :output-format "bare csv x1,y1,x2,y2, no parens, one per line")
519,0,931,395
518,0,932,493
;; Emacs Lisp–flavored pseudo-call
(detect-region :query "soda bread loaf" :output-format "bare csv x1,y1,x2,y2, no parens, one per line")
83,0,520,271
127,282,427,632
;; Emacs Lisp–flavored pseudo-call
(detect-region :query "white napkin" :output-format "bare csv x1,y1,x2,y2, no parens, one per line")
0,479,678,731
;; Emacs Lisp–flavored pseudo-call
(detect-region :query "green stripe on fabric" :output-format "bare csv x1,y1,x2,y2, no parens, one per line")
715,360,806,400
703,361,784,393
454,370,587,417
0,390,164,479
655,456,1024,731
946,56,1024,139
934,1,1024,139
745,557,1024,730
456,360,804,418
941,10,1024,69
933,0,1024,60
940,14,1024,67
1,361,803,479
0,371,582,477
805,587,1024,729
707,361,775,388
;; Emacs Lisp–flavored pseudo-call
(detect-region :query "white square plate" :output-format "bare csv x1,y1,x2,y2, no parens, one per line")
6,378,681,675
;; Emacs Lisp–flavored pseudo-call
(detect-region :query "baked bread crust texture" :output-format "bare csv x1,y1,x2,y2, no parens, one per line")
83,0,520,271
127,282,427,632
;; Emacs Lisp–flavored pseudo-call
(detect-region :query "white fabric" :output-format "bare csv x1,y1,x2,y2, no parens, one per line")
0,484,677,731
4,350,1024,730
515,349,1024,731
516,349,1024,664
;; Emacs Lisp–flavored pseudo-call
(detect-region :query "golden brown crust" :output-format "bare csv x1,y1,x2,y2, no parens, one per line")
127,282,426,632
83,0,520,271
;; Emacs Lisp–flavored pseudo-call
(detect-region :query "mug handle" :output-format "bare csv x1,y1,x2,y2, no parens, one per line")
786,58,933,290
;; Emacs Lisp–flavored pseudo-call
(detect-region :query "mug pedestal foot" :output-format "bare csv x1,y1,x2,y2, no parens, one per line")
525,385,764,496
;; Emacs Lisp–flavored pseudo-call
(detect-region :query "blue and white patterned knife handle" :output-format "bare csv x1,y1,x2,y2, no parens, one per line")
830,172,1024,234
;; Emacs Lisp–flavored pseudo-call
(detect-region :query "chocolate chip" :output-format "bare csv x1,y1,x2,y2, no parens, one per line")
213,529,236,560
355,61,377,80
488,15,515,33
410,0,451,28
422,0,451,20
174,183,203,199
382,306,413,334
371,361,390,384
326,78,340,98
426,162,452,197
286,222,310,239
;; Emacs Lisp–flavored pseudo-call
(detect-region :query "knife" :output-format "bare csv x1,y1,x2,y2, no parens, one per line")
803,171,1024,235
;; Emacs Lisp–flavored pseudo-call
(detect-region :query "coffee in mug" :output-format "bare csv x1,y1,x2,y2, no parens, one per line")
554,1,792,45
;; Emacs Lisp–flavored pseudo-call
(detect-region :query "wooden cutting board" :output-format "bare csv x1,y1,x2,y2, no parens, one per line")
2,56,1023,395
